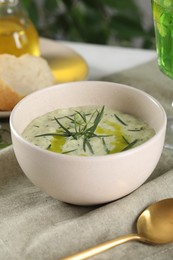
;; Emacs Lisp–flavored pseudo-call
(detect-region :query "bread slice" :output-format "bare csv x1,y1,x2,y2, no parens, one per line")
0,54,55,111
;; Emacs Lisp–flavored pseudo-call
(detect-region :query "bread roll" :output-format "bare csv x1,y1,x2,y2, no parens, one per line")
0,54,55,111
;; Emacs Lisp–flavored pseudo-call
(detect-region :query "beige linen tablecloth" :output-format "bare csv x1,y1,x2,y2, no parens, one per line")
0,59,173,260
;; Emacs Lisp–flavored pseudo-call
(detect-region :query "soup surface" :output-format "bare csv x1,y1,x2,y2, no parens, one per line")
22,106,155,156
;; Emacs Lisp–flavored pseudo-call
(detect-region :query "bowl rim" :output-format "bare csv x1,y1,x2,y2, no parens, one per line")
10,81,167,161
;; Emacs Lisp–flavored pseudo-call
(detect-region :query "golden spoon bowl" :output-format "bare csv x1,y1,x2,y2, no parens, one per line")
137,198,173,244
61,198,173,260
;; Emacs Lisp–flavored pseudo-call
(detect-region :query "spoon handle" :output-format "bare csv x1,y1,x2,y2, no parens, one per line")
61,233,141,260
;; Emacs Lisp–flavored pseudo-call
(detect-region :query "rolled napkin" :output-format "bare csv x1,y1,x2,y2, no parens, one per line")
0,146,173,260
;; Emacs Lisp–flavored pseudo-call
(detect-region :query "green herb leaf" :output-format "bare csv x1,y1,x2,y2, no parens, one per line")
114,114,127,126
128,127,144,131
35,133,71,137
102,137,109,154
54,117,77,139
121,139,138,152
75,110,87,123
87,106,105,134
46,144,51,150
83,138,94,154
62,149,78,154
122,135,129,144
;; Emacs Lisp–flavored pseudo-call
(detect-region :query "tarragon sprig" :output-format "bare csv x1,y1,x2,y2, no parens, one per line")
36,106,110,154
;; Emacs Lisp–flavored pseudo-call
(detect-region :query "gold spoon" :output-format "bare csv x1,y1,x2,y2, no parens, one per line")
61,198,173,260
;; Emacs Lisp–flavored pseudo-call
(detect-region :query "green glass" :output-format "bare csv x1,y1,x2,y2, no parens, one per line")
151,0,173,79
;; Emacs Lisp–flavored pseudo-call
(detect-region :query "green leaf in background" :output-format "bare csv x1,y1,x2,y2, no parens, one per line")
21,0,155,49
110,14,145,38
69,4,109,44
0,143,10,149
22,0,40,26
0,126,11,150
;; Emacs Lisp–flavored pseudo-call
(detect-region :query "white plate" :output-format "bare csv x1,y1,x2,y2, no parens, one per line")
40,38,88,83
0,111,11,118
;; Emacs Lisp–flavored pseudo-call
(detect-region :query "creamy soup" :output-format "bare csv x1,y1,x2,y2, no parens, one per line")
22,106,155,156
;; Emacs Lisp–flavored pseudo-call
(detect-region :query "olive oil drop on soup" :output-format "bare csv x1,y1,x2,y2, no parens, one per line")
22,106,155,156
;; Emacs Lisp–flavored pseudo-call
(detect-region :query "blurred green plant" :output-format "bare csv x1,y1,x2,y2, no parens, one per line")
21,0,155,49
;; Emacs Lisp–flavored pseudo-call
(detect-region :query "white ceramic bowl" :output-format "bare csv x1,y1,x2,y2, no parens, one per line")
10,81,167,205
